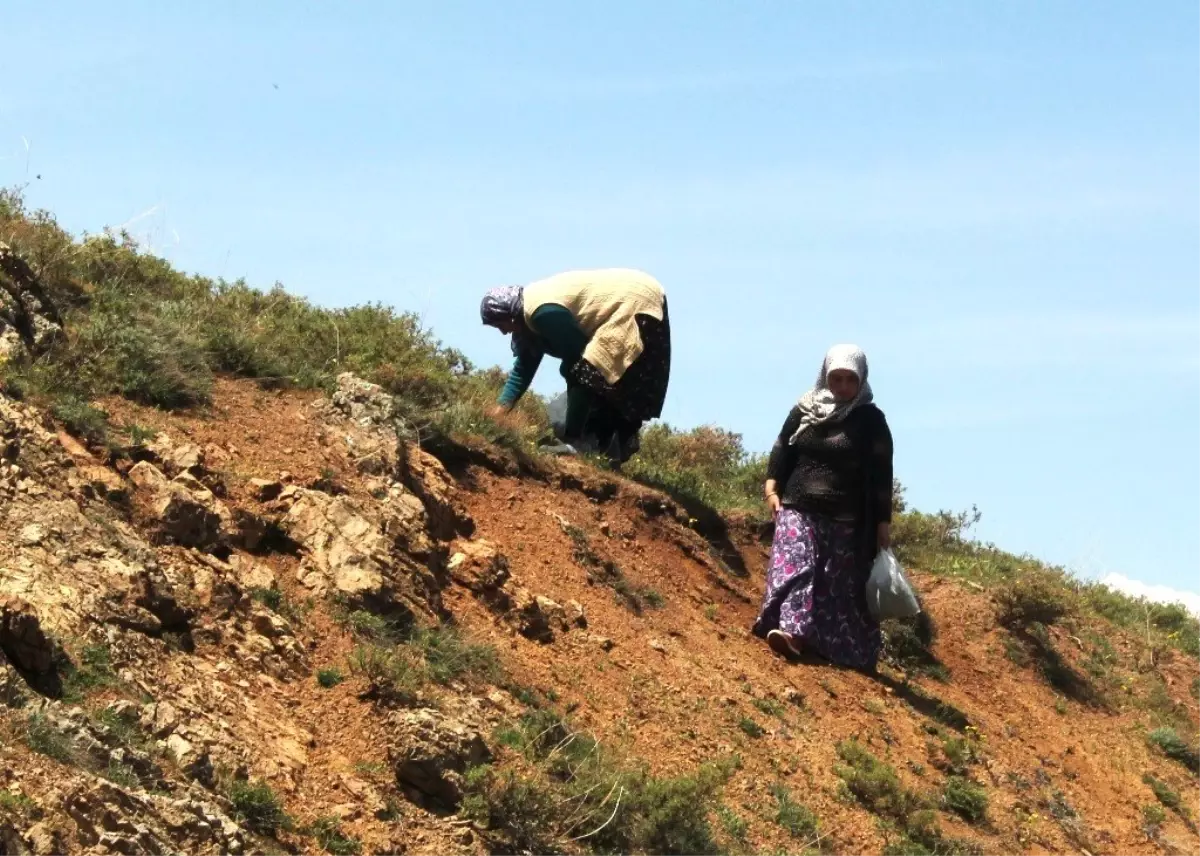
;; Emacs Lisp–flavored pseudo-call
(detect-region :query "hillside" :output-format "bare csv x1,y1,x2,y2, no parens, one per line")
0,195,1197,856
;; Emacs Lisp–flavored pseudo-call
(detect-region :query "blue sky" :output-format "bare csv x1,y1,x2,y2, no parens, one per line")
4,1,1198,601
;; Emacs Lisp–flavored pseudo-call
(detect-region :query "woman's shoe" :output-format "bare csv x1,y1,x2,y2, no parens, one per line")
766,629,803,659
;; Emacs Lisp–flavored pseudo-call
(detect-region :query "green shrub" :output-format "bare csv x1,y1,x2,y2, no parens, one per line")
410,625,501,686
306,816,362,855
622,423,767,514
1147,727,1200,772
770,781,820,841
316,668,345,689
61,643,120,701
996,571,1075,629
50,397,110,447
227,778,291,835
21,713,76,764
1142,773,1181,810
737,717,765,738
942,777,987,823
472,711,731,855
835,740,925,821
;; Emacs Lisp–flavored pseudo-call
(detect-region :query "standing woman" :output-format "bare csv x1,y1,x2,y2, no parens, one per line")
752,344,894,672
479,268,671,464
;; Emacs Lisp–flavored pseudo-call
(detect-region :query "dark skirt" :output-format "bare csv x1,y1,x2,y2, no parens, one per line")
566,299,671,425
752,508,881,670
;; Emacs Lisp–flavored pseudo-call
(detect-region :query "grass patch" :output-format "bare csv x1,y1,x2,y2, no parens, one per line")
1142,803,1167,835
316,668,345,689
21,712,77,764
882,613,949,682
249,587,283,612
941,777,987,823
61,642,120,701
939,736,980,776
346,644,423,702
305,816,362,855
833,740,979,854
716,804,748,844
1146,727,1200,773
770,781,820,842
409,625,501,686
737,717,765,738
227,777,292,835
835,740,925,822
752,698,787,719
469,710,734,855
1142,773,1181,811
562,523,654,613
0,790,34,815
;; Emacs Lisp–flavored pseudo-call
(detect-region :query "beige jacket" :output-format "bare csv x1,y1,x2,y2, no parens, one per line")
522,268,665,384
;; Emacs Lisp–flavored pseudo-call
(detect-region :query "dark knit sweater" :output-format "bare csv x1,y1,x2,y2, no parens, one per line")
766,403,893,526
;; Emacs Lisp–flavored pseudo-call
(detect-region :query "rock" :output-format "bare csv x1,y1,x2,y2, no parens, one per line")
228,555,276,591
588,635,615,651
223,507,271,551
0,595,54,676
24,822,58,856
0,820,28,856
508,589,556,644
249,478,283,502
279,487,441,610
62,780,243,854
128,461,170,494
648,638,667,653
535,595,567,631
389,708,491,808
783,687,806,707
565,600,587,628
447,541,510,593
330,372,402,429
129,462,224,550
395,443,474,541
75,464,128,503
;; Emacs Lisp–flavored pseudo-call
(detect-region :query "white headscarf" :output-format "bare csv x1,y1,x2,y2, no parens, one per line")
788,344,873,445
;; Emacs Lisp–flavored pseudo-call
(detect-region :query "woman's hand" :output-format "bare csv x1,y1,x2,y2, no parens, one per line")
764,480,781,515
877,522,891,550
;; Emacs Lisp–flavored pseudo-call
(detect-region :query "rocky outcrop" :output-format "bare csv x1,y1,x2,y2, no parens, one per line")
0,595,55,680
446,540,582,643
321,373,474,540
275,485,445,615
62,780,244,855
128,462,225,551
388,708,491,808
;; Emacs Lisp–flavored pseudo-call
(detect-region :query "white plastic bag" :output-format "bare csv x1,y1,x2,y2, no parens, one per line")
546,391,569,438
865,549,921,620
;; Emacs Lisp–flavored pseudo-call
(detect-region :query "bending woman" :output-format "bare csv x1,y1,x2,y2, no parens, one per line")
479,268,671,464
752,344,893,672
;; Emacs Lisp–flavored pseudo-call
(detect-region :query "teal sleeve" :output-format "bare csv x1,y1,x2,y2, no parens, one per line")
529,304,588,364
498,349,543,407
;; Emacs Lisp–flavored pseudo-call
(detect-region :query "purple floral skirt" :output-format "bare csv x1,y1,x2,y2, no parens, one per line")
752,508,881,670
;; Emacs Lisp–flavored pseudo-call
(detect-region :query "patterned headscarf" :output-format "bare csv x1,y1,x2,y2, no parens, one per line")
480,285,535,357
480,286,524,328
788,344,874,445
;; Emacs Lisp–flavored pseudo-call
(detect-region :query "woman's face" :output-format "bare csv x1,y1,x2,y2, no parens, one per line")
490,317,519,335
827,369,861,402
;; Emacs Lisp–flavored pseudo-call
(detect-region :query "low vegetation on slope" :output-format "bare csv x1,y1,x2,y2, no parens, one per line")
3,186,1196,664
2,188,1198,854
